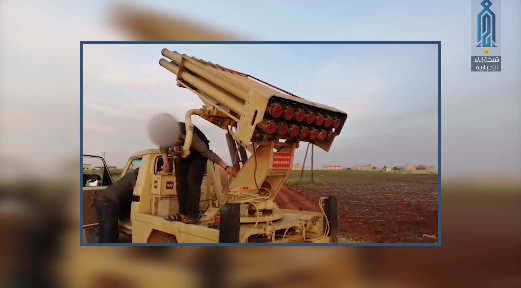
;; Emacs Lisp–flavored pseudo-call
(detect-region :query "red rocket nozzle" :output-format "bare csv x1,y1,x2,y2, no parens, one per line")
324,116,334,128
283,106,295,121
333,118,342,130
317,130,328,141
299,126,310,139
268,103,284,118
315,114,325,126
295,109,306,122
305,112,316,125
262,120,278,134
277,123,289,136
309,128,319,140
289,125,300,138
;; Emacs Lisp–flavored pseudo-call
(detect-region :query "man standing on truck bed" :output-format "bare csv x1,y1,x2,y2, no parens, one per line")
95,169,139,243
160,122,236,224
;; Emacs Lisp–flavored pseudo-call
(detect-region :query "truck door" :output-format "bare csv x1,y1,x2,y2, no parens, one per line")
82,155,114,228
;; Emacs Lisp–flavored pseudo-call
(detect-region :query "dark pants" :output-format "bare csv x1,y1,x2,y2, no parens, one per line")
175,156,207,220
95,197,120,243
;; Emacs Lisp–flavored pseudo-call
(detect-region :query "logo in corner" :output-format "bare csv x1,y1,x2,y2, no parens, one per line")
476,0,497,50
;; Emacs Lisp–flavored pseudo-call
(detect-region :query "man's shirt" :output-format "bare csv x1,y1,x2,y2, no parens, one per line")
160,133,223,164
99,171,138,203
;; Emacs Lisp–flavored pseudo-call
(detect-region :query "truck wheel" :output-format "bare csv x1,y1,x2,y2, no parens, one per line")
84,227,99,243
324,196,338,242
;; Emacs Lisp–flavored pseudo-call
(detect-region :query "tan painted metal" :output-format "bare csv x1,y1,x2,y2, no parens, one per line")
83,49,347,243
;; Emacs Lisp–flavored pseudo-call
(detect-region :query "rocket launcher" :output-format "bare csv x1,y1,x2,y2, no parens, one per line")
159,48,348,223
158,48,348,152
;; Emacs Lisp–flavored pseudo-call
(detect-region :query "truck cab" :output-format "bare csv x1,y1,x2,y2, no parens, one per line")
82,150,213,243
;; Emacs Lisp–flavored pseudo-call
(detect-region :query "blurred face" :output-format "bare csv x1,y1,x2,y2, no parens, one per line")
148,113,181,148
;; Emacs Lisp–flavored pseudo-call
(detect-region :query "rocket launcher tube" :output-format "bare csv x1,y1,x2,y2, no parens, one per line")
324,116,334,128
161,59,290,140
309,128,319,140
159,49,348,152
267,102,284,118
333,118,342,130
294,109,306,122
315,114,325,126
283,106,295,121
289,125,300,138
259,120,278,135
159,59,244,114
317,130,328,141
305,112,316,125
277,122,289,136
161,49,249,101
299,126,310,138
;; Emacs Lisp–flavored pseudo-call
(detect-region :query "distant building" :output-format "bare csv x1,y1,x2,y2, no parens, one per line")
392,166,405,172
323,165,343,170
355,164,374,171
390,164,437,174
414,165,437,173
83,164,92,170
404,164,416,172
293,164,312,170
107,166,118,170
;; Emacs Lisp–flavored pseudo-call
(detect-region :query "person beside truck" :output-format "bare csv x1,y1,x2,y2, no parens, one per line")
160,122,236,224
95,169,139,243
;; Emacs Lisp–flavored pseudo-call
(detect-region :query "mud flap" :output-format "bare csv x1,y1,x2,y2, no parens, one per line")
218,203,240,243
324,196,338,243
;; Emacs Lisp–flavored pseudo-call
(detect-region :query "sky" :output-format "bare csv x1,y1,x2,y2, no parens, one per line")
0,0,520,179
83,43,438,169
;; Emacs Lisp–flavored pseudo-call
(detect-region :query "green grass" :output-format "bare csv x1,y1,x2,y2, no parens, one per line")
288,170,437,180
338,237,365,243
84,168,436,184
285,178,325,187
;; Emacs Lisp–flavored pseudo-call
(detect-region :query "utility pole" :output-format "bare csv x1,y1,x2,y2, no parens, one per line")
311,144,314,183
300,143,311,179
102,152,106,160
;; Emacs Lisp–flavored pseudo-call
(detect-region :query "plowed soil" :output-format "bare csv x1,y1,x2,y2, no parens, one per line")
224,170,438,243
281,171,438,243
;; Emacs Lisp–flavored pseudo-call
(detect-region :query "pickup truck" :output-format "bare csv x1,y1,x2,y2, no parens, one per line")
82,149,336,244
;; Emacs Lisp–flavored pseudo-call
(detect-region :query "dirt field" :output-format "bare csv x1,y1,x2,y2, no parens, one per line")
275,170,439,243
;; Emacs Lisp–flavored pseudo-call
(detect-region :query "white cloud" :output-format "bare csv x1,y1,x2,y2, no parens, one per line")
84,121,117,134
98,73,157,90
295,58,387,123
85,102,132,119
81,44,216,166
